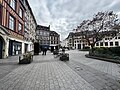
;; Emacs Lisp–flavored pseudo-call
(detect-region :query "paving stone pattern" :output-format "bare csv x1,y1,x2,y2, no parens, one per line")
68,50,120,79
0,52,96,90
0,51,120,90
66,61,120,90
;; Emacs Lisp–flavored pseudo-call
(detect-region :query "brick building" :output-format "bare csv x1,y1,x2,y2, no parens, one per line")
0,0,37,58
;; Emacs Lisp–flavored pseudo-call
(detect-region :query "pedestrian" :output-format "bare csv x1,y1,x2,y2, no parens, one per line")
42,47,45,55
44,47,47,55
42,47,47,55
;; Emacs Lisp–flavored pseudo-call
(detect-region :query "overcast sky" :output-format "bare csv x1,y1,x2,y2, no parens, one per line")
28,0,120,41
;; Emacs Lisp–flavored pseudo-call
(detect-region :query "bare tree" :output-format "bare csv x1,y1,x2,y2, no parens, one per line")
79,11,119,52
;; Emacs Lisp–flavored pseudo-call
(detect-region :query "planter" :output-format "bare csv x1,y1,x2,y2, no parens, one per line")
53,50,59,55
19,52,33,64
85,54,120,64
59,53,69,61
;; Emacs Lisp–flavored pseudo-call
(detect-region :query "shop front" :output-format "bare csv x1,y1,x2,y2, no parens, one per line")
9,40,22,56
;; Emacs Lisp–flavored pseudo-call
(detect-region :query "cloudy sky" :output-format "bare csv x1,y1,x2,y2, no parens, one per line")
28,0,120,40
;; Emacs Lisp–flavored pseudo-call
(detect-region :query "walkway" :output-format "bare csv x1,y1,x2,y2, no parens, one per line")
0,51,119,90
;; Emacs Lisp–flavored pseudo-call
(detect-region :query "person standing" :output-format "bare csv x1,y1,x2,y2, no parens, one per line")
44,47,47,55
42,47,47,55
42,47,45,55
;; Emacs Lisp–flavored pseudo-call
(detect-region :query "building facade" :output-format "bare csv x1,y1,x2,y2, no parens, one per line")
36,25,50,51
0,0,37,59
67,32,88,50
95,34,120,48
67,31,120,50
24,0,37,53
49,31,60,51
60,38,69,48
67,32,74,49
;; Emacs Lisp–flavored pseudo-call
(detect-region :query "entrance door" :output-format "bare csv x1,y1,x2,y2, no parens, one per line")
0,38,3,59
9,40,13,56
25,44,28,53
51,46,54,52
78,44,81,49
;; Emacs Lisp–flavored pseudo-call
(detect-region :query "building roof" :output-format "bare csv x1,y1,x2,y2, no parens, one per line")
50,31,60,36
36,25,50,31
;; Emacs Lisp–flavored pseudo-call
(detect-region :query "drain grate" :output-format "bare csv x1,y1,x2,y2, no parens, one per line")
75,67,83,71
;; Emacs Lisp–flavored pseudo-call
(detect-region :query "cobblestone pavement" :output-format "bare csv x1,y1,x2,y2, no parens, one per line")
0,55,20,79
0,52,96,90
0,51,120,90
67,50,120,79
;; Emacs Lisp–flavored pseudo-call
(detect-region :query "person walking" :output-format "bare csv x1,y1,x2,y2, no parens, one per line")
44,47,47,55
42,47,45,55
42,47,47,55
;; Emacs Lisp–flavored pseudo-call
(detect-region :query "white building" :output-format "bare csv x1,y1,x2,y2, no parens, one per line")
67,32,89,50
61,39,69,48
95,34,120,47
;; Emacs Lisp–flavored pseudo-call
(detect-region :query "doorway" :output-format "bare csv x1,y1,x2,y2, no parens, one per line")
0,37,3,59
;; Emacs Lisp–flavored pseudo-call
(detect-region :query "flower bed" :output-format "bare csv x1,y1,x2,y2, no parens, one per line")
88,47,120,63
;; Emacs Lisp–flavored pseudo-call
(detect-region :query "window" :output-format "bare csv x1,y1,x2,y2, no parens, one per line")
0,5,2,24
36,30,39,34
105,38,107,40
18,22,22,34
9,15,15,31
46,32,49,36
44,32,46,36
10,0,16,10
96,43,99,46
40,31,42,35
100,42,103,46
110,38,112,40
105,42,108,46
110,42,113,46
118,37,120,39
36,36,39,40
115,42,119,46
51,41,53,44
19,8,23,18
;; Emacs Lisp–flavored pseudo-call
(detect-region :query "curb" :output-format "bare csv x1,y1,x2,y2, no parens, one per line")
85,54,120,64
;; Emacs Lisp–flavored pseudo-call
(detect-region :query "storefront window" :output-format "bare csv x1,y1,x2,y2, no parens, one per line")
12,41,22,55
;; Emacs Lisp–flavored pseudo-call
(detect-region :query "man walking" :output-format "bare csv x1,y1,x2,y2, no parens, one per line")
44,47,47,55
42,47,47,55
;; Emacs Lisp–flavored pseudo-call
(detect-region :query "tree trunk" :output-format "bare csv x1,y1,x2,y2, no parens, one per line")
91,43,95,53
